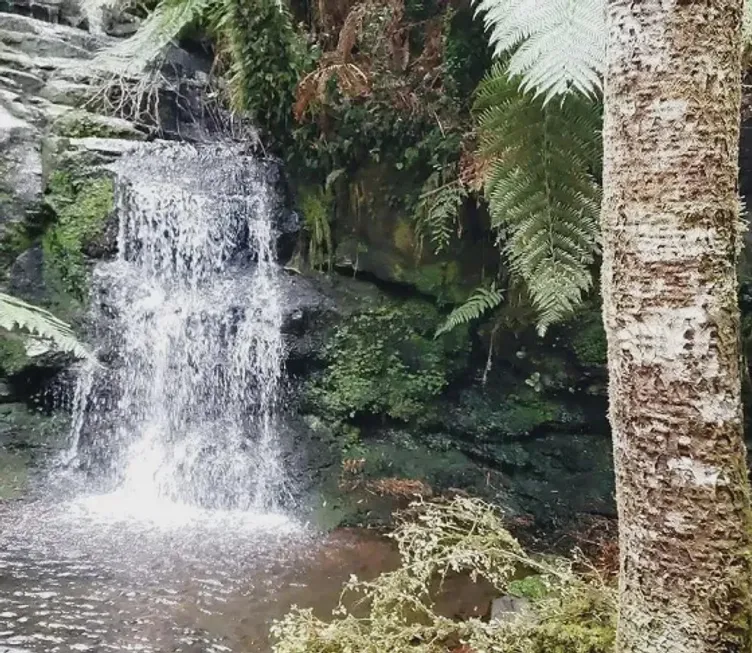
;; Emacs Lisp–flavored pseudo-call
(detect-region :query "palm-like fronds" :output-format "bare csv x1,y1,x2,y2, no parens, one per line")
0,293,90,360
436,285,503,337
472,0,605,102
475,62,601,334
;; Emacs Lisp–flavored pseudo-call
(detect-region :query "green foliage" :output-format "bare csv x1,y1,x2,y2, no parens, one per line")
508,574,549,600
414,165,467,256
211,0,312,130
299,186,334,270
43,172,113,303
0,292,90,359
307,300,469,422
475,63,601,334
442,7,493,103
472,0,605,102
271,497,616,653
567,308,607,368
436,284,503,337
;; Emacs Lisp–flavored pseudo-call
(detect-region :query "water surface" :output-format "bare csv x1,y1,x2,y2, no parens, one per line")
0,494,399,652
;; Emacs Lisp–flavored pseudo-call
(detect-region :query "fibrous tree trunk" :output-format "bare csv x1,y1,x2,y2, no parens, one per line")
602,1,752,652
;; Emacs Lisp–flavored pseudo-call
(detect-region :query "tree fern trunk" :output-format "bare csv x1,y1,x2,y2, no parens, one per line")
602,1,752,651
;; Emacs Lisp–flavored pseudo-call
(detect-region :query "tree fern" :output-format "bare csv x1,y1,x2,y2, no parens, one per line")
414,165,467,256
93,0,215,74
0,293,90,360
475,62,601,334
472,0,605,102
436,285,503,337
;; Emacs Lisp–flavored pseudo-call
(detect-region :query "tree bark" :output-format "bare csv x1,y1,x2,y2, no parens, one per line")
602,1,752,652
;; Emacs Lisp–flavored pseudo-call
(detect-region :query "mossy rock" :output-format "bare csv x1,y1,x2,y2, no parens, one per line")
41,161,114,314
0,402,69,453
446,385,585,439
332,162,497,302
51,110,144,141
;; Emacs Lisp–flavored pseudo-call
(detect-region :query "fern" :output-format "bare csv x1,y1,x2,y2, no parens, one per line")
299,187,334,270
475,62,601,334
0,293,90,360
436,285,503,337
472,0,605,102
414,165,467,256
93,0,215,74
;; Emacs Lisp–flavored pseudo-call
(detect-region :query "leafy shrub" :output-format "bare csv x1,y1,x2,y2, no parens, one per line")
307,300,469,421
271,497,616,653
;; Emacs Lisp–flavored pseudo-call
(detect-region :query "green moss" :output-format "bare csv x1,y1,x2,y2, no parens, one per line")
395,261,467,303
529,587,616,653
306,298,470,422
0,220,34,271
568,310,607,367
393,218,415,254
0,337,29,375
508,575,549,600
42,170,113,306
51,110,141,139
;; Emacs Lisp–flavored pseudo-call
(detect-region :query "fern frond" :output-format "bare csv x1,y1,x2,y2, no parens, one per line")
472,0,605,102
93,0,215,74
436,285,503,337
414,166,467,256
475,63,601,334
0,293,90,360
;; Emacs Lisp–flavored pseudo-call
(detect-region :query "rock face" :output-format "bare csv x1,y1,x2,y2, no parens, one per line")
0,5,220,477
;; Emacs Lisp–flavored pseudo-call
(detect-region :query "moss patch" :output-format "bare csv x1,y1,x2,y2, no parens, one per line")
51,110,143,140
567,309,607,368
42,169,113,308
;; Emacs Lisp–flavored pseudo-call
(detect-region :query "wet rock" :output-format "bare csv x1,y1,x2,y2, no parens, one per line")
0,103,43,236
331,161,497,301
8,245,46,303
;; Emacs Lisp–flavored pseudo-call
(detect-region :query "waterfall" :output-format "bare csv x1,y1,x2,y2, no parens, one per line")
65,143,291,513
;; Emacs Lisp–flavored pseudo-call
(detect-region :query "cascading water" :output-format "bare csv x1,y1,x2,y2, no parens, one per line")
65,142,291,513
0,142,405,653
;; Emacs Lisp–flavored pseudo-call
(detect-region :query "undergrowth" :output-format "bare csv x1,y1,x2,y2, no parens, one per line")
271,497,616,653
